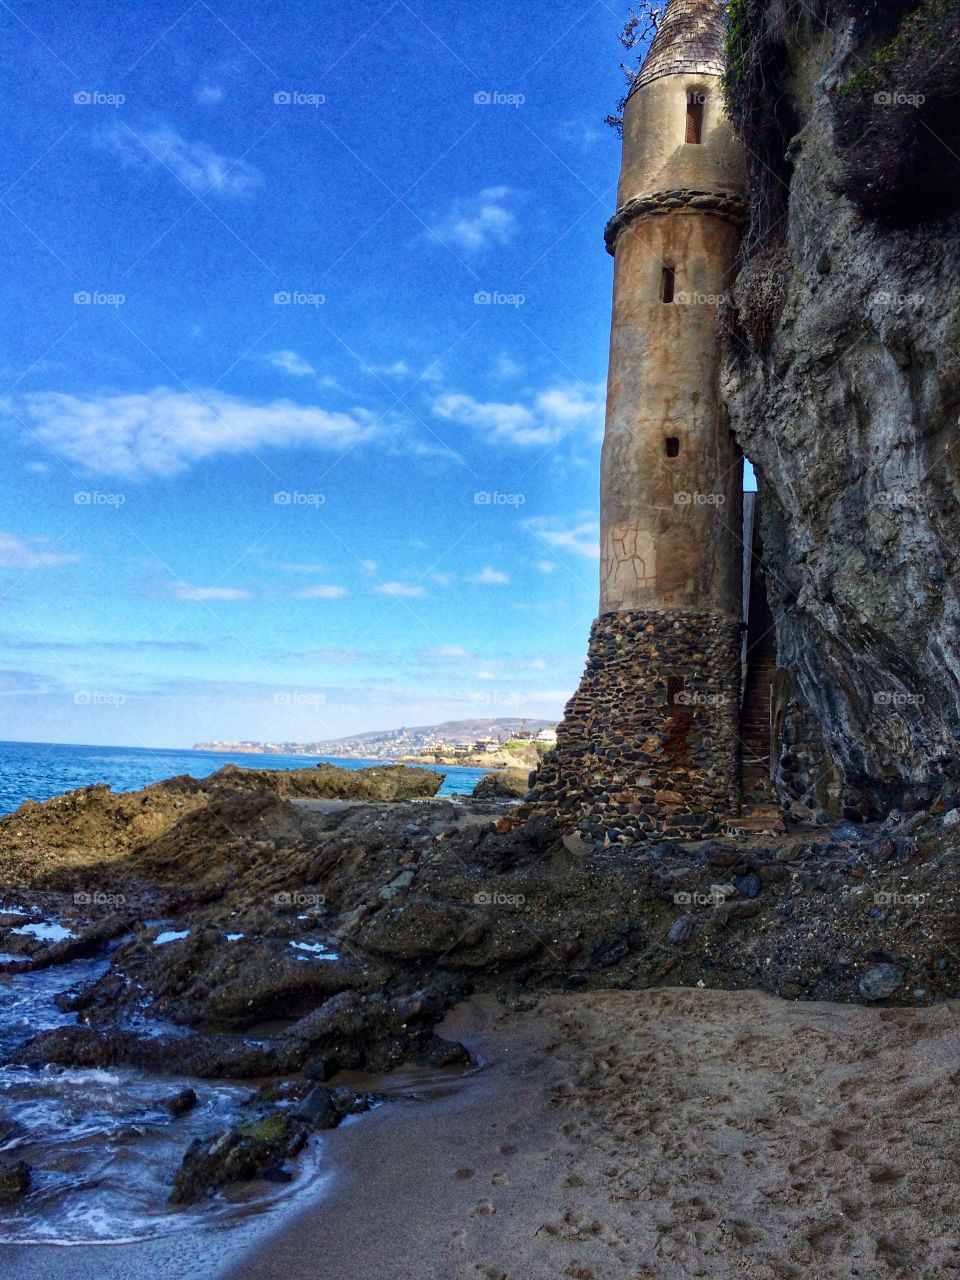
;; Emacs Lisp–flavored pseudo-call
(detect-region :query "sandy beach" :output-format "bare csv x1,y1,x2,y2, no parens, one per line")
4,986,960,1278
218,987,960,1280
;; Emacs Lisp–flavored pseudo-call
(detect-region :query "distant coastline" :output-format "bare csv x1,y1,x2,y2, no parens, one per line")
192,718,557,764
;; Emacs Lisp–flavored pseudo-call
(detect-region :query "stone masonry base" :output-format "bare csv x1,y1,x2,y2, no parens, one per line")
520,609,743,843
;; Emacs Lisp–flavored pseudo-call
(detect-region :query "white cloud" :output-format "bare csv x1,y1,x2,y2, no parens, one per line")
474,670,495,681
431,186,519,254
103,124,261,198
524,516,600,559
359,559,378,574
375,582,426,598
0,532,78,570
13,388,378,478
530,658,547,670
293,584,348,600
266,350,314,377
424,646,470,660
195,84,225,104
171,583,252,601
535,560,556,573
433,383,603,448
470,566,509,585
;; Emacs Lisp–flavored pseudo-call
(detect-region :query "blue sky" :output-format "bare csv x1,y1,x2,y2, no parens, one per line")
0,0,747,748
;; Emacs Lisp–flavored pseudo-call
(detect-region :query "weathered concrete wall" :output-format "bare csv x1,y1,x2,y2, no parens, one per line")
619,74,744,206
601,204,743,616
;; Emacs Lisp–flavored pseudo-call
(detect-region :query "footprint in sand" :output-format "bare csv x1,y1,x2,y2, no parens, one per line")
491,1173,510,1186
455,1167,475,1180
499,1143,518,1155
470,1199,497,1217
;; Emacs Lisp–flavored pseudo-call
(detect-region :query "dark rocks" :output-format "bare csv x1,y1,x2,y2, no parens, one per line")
14,1025,279,1078
292,1085,340,1129
859,964,906,1002
166,1087,197,1117
473,771,529,800
169,1110,307,1204
734,873,763,900
0,1158,31,1198
667,916,696,945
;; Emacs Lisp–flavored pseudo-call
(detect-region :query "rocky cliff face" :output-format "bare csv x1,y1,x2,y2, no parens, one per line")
721,0,960,817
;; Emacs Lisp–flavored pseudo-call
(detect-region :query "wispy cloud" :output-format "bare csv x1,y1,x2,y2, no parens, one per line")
430,186,519,254
13,388,379,478
375,581,426,598
524,516,600,559
433,383,603,448
265,350,315,377
0,532,79,570
293,584,348,599
423,645,470,659
535,559,556,573
469,566,509,585
102,124,262,198
170,583,252,601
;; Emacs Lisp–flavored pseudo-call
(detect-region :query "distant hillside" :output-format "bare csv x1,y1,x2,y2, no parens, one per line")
193,718,557,760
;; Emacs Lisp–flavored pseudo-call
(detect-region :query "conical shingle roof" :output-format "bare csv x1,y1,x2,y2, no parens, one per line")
633,0,727,91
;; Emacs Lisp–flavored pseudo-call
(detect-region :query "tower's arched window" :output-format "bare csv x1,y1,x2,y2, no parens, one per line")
660,266,676,303
686,95,705,144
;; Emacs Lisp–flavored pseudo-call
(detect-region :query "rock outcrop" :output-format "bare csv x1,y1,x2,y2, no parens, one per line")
721,0,960,817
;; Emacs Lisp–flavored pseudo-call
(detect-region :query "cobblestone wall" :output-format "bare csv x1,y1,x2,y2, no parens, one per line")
521,609,743,843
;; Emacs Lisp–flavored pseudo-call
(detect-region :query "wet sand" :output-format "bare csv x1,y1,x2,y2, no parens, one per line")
8,987,960,1278
230,988,960,1279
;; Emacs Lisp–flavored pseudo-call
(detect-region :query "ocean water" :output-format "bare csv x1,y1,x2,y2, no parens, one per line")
0,740,488,815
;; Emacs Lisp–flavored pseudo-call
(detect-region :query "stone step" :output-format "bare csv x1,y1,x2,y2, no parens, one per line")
721,809,785,835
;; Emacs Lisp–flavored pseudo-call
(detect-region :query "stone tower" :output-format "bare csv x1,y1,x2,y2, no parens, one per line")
524,0,747,843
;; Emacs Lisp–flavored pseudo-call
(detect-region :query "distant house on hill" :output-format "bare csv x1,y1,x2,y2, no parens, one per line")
536,728,558,744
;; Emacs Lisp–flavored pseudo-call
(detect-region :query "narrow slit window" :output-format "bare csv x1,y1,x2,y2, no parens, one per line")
665,436,680,458
686,98,705,144
660,265,676,303
666,676,686,707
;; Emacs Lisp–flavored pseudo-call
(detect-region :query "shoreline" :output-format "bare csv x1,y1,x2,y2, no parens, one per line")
7,987,960,1277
